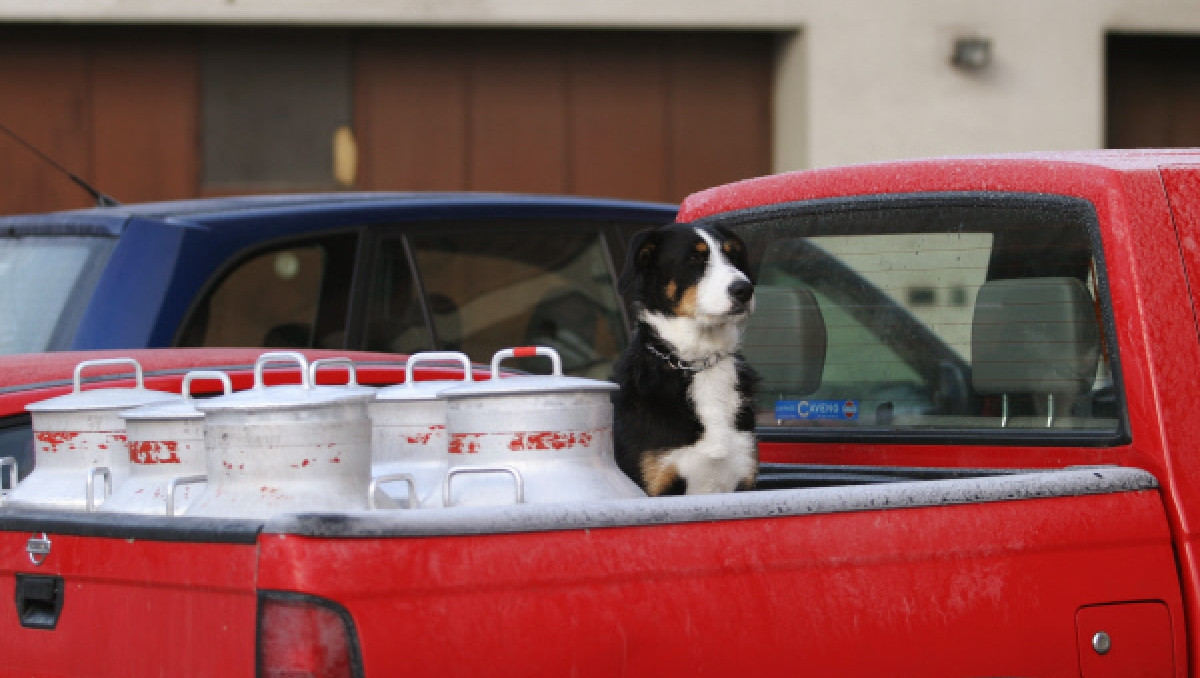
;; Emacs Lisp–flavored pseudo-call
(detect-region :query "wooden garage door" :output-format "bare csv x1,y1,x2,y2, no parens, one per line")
0,28,772,215
355,30,773,202
1107,34,1200,148
0,27,199,214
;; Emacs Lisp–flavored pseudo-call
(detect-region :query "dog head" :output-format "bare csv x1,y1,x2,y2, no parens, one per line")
619,222,754,326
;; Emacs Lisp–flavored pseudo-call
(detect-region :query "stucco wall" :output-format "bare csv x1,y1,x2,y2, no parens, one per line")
3,0,1199,172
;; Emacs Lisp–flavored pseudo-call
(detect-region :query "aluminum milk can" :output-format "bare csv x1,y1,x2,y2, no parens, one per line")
369,351,473,508
103,371,232,515
440,346,645,507
185,352,375,519
12,358,176,510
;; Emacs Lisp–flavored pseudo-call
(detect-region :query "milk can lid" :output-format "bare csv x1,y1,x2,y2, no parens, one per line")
375,351,476,402
192,353,374,414
439,347,617,400
25,358,176,413
120,370,235,421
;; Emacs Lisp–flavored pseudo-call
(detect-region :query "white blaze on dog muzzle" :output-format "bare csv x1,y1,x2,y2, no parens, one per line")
693,228,754,319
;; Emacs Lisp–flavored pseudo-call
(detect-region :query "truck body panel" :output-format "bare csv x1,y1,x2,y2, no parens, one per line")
0,533,259,677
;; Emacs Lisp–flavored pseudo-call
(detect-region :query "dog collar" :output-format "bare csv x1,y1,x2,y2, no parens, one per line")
645,343,725,372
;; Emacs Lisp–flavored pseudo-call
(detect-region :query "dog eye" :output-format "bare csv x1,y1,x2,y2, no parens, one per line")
688,251,707,264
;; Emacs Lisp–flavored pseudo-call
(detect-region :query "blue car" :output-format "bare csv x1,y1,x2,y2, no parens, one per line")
0,193,676,377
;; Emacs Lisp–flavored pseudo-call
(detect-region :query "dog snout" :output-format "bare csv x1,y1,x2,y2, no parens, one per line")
729,280,754,305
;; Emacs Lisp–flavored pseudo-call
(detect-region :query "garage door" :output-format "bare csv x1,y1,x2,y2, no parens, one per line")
1107,34,1200,148
0,27,773,215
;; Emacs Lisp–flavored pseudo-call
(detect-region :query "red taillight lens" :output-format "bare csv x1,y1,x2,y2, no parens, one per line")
258,593,361,678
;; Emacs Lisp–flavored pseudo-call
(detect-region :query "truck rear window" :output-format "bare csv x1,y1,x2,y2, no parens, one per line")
714,195,1121,441
0,236,115,354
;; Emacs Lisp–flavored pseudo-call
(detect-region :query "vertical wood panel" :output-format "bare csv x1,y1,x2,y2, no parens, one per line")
666,34,773,202
0,33,92,214
0,28,773,214
468,33,570,193
355,32,469,191
92,34,199,203
568,35,669,202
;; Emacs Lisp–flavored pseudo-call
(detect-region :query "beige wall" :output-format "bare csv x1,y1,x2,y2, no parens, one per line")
4,0,1200,172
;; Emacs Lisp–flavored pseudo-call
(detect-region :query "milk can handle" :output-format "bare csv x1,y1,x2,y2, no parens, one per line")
443,465,525,507
85,466,112,511
490,346,562,379
74,358,144,392
406,351,473,385
309,358,360,387
165,474,207,516
254,352,311,390
0,456,18,496
181,371,233,399
369,473,418,510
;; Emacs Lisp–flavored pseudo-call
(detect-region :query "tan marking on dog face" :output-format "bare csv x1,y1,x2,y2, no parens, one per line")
641,453,681,497
636,240,656,267
673,284,698,317
665,280,676,299
695,241,708,254
722,239,742,255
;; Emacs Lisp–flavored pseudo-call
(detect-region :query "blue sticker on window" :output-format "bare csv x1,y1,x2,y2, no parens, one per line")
776,399,859,421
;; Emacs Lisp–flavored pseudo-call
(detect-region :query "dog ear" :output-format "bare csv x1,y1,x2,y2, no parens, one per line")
619,227,660,297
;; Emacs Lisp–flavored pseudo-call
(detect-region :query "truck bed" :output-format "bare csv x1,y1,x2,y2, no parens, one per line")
0,466,1181,677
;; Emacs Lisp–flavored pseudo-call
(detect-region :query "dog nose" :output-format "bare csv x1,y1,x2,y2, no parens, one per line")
729,280,754,304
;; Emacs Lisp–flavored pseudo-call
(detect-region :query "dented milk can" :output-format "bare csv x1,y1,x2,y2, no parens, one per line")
12,358,177,510
186,352,375,518
439,346,645,507
103,371,232,516
369,351,473,508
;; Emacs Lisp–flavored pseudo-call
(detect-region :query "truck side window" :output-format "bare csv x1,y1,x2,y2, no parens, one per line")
392,226,626,378
362,238,428,355
177,234,357,349
724,197,1119,438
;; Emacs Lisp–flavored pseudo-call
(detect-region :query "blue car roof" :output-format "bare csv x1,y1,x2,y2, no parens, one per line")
0,192,677,236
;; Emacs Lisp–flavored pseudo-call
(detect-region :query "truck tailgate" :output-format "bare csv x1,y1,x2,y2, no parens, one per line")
0,515,260,677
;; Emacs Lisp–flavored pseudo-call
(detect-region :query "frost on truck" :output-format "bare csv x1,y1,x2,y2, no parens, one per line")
722,195,1119,439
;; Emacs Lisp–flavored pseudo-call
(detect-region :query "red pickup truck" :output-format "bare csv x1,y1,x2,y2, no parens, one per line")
0,149,1196,677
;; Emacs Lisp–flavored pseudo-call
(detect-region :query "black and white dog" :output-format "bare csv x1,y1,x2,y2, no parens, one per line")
612,222,758,496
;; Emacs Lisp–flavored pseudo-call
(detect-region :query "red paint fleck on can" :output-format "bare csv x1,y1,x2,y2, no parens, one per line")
129,440,182,464
449,433,483,454
35,431,81,453
507,429,601,452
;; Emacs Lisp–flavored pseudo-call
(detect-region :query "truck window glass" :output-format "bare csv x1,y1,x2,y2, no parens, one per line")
404,227,626,378
0,236,115,354
723,198,1118,436
177,234,356,349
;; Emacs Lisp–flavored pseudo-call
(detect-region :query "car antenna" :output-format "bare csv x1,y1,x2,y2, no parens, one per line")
0,121,119,207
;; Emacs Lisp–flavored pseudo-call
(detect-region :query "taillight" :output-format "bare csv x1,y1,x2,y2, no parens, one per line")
258,592,363,678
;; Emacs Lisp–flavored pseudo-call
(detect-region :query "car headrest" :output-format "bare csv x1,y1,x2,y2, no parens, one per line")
971,277,1100,396
742,285,827,396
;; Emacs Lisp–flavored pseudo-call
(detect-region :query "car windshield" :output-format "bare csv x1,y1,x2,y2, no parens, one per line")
0,235,116,354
